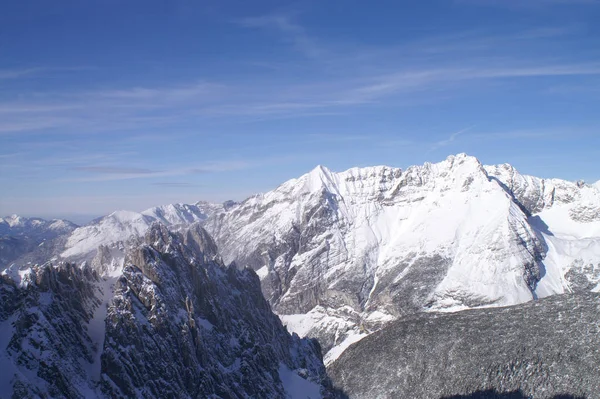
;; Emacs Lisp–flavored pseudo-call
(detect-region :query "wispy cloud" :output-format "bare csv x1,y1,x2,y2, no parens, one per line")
470,128,593,140
96,81,225,103
237,14,324,59
1,22,598,136
307,133,372,143
71,166,156,174
0,68,44,80
430,126,475,151
458,0,600,7
151,182,201,187
1,60,598,135
63,160,252,182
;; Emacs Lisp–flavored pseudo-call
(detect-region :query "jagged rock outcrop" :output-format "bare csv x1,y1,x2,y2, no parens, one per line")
0,262,101,398
328,293,600,399
0,223,331,398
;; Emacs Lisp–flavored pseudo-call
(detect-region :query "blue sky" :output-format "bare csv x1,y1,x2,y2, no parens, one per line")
1,0,599,222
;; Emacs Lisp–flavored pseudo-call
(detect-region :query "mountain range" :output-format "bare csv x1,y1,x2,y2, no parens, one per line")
1,153,599,397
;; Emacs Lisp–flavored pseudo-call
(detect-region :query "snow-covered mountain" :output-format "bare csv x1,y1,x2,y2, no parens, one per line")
0,223,331,398
4,154,599,366
0,215,77,268
328,292,600,398
203,154,600,364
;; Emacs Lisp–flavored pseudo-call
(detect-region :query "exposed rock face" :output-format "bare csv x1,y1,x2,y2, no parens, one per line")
0,223,331,398
204,155,555,362
328,293,600,399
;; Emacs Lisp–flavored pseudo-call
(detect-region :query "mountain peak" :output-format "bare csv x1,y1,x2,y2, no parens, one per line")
307,164,333,182
443,153,484,170
107,210,147,222
306,164,334,187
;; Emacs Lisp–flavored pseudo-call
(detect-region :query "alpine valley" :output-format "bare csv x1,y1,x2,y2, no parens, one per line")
1,154,599,398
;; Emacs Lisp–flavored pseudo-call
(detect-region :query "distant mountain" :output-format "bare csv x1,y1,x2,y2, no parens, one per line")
5,202,230,276
0,214,77,237
328,292,600,398
0,215,77,268
0,223,331,398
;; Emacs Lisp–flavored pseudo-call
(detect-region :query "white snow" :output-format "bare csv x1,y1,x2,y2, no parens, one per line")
4,214,24,228
85,277,115,381
1,265,35,288
281,306,366,364
255,265,269,280
323,331,368,366
486,164,600,300
278,363,322,399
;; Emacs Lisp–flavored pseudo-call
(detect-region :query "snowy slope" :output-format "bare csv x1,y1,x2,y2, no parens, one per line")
62,210,155,259
204,154,561,363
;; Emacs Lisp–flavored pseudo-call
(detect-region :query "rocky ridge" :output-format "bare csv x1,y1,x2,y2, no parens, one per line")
0,222,331,398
